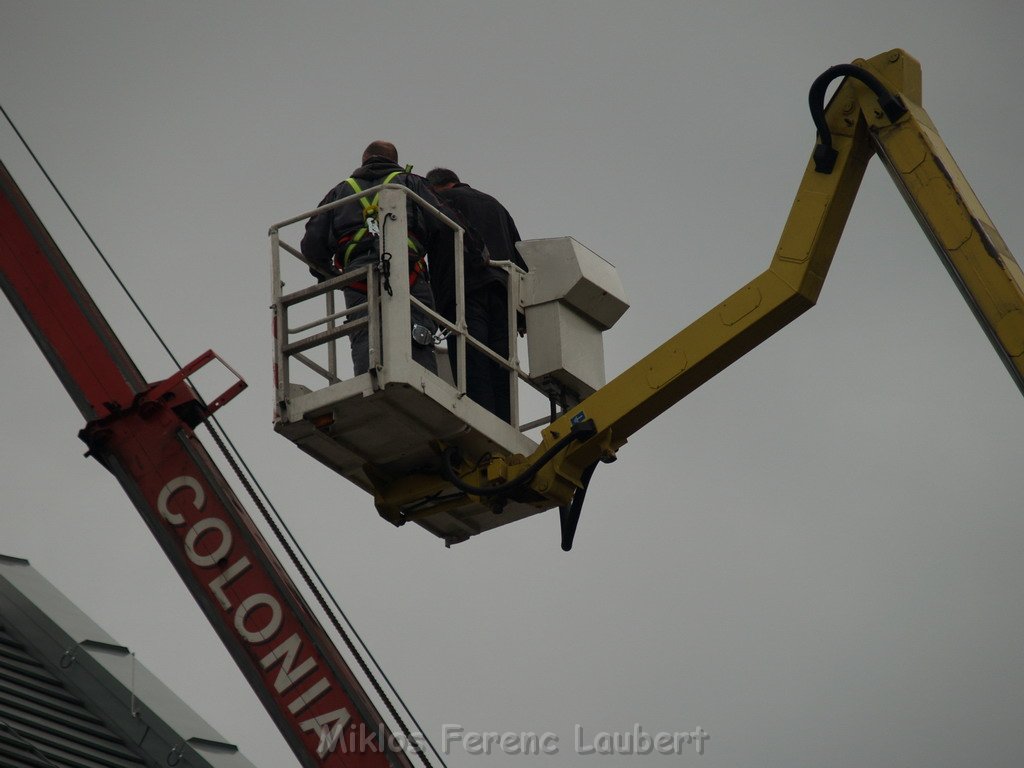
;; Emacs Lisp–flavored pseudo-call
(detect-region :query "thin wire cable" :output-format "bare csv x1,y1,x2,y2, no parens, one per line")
204,418,449,768
2,102,445,767
204,421,436,768
1,102,182,369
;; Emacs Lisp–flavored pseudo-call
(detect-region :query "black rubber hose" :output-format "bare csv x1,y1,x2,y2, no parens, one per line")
441,419,596,497
808,63,907,173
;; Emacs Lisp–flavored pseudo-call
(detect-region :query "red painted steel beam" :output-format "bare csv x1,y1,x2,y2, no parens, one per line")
0,160,144,420
86,401,413,768
1,158,417,767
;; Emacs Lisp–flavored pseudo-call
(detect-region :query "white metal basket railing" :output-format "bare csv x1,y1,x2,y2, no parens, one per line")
269,184,537,430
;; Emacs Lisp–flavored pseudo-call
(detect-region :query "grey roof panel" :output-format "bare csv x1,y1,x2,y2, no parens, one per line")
0,554,263,768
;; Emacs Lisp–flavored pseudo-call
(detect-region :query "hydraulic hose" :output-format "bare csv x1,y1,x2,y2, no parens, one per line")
808,63,907,173
440,419,597,498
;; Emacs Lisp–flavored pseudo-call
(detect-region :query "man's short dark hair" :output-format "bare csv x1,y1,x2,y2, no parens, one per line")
362,140,398,164
426,167,460,186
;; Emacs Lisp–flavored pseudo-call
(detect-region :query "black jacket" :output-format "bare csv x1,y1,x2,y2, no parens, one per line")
300,158,453,274
431,183,527,318
436,183,526,269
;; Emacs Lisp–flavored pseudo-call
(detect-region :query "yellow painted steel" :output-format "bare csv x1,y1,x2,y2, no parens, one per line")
867,89,1024,393
380,49,1024,532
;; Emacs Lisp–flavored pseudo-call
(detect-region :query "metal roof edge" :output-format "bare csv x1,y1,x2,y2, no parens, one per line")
0,553,264,768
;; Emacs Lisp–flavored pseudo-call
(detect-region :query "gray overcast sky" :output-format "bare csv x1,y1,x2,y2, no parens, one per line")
3,2,1024,767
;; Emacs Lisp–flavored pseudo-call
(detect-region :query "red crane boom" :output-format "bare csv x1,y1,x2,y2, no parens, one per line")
0,158,419,768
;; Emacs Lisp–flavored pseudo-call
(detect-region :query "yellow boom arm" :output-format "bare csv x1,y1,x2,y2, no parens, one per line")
446,49,1024,545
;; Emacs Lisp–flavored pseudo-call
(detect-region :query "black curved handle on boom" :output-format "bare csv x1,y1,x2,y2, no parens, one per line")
809,64,907,173
508,49,1024,551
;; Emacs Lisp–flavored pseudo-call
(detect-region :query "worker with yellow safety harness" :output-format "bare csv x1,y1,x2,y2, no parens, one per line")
301,140,455,376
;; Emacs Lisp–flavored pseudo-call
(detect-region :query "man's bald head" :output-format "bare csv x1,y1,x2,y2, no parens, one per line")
362,140,398,164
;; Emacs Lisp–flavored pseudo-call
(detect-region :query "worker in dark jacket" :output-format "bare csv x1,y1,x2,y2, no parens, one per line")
426,168,528,423
301,141,451,376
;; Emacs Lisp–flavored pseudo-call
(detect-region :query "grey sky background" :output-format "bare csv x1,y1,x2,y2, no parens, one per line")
3,2,1023,766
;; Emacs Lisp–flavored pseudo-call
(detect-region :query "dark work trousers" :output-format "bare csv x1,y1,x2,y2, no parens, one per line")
447,281,512,423
342,253,437,376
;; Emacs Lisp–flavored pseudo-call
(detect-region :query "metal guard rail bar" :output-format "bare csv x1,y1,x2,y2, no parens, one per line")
271,184,537,428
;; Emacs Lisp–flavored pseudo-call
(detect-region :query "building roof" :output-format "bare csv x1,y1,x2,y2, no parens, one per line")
0,554,262,768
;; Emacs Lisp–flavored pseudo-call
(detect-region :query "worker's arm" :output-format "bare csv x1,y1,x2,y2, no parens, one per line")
300,188,341,276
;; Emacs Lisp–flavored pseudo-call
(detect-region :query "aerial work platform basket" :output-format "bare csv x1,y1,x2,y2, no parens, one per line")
270,185,627,544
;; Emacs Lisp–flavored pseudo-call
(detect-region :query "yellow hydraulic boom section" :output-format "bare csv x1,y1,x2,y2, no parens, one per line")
427,49,1024,546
